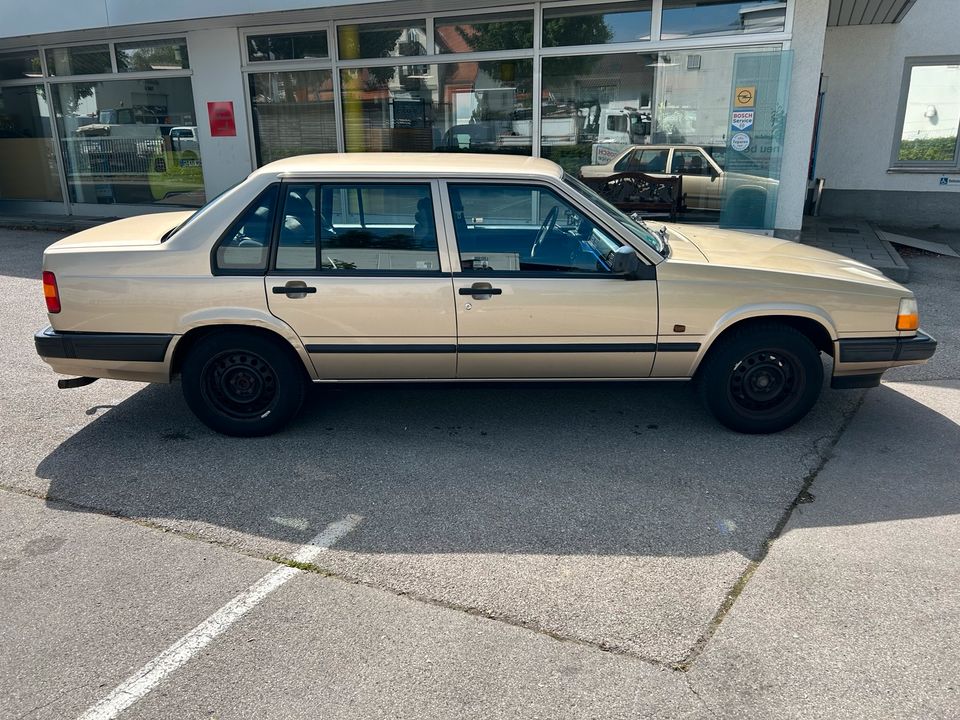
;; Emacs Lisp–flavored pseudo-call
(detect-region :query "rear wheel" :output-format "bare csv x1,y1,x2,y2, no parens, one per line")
181,330,306,437
698,323,823,434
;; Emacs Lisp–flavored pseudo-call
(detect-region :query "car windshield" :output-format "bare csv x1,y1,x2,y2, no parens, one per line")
561,173,666,256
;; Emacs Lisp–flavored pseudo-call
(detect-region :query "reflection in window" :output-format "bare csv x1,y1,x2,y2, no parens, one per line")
340,60,533,155
435,12,533,53
0,85,62,201
448,183,619,274
338,21,427,60
247,31,329,62
540,53,656,174
661,0,786,39
0,50,42,81
215,184,279,272
45,45,112,76
542,2,652,47
52,77,204,206
115,38,189,72
897,63,960,164
276,183,440,272
249,70,337,165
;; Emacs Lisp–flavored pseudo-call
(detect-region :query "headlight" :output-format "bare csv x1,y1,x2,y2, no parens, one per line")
896,297,919,331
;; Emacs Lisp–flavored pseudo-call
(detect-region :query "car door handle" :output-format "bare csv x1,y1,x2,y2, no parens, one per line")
272,284,317,295
459,285,502,296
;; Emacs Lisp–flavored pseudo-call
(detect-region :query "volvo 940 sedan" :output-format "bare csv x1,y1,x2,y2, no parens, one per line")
35,154,936,436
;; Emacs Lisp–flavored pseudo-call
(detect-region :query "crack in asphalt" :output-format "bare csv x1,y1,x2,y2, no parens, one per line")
671,389,868,672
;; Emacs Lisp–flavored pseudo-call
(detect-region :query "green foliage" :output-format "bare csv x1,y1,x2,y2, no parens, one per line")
898,136,958,162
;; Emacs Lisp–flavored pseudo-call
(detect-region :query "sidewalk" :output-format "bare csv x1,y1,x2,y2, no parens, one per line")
801,216,910,283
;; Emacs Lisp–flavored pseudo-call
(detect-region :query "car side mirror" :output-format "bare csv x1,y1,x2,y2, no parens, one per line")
611,245,643,279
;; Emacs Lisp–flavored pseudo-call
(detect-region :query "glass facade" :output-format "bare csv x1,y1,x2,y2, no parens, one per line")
0,85,61,201
53,77,204,206
249,70,337,164
542,3,653,46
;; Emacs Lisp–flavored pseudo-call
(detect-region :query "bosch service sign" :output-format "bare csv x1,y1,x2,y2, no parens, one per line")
731,110,754,132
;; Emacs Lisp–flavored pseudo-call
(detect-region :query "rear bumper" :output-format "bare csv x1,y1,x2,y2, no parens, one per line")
35,326,173,363
837,330,937,364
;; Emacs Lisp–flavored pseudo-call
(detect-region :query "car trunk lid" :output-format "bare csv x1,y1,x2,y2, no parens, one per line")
45,211,194,251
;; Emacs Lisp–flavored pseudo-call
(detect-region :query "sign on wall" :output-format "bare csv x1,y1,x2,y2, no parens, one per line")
734,86,756,108
207,101,237,137
731,110,755,132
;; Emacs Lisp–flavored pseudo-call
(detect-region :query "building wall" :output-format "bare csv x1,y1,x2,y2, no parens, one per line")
817,0,960,227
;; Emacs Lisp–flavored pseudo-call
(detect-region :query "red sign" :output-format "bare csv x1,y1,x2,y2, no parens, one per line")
207,101,236,137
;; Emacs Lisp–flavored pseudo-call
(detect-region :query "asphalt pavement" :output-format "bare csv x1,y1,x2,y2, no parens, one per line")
1,227,957,719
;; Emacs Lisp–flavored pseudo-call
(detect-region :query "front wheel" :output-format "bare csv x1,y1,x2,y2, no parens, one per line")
181,330,306,437
698,324,823,434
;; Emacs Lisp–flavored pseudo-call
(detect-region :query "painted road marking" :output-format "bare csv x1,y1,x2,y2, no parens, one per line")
76,514,363,720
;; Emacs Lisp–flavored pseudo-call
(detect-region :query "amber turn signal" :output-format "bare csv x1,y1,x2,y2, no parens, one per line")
896,297,918,331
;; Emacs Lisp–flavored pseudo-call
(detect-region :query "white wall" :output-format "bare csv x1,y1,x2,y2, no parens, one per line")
774,0,829,237
186,28,255,198
817,0,960,195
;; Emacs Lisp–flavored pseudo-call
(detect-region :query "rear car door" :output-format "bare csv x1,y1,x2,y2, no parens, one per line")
671,149,715,210
443,181,659,379
265,180,457,379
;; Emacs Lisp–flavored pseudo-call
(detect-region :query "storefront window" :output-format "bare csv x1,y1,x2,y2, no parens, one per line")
0,50,42,81
247,31,329,62
46,45,112,76
52,77,204,206
435,12,533,54
661,0,786,40
340,60,532,154
115,39,190,72
895,61,960,167
542,2,652,47
0,85,62,201
548,46,788,229
249,70,337,165
338,21,428,60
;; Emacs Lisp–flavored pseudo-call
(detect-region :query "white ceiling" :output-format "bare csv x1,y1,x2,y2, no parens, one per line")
827,0,919,25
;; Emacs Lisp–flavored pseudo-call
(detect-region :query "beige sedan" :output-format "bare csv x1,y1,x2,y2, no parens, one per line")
36,153,935,436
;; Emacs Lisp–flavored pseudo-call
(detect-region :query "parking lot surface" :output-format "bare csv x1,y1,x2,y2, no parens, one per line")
1,227,957,718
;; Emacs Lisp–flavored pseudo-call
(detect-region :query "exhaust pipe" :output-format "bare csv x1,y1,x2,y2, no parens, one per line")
57,376,99,389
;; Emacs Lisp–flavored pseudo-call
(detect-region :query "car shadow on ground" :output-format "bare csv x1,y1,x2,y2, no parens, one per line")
33,372,919,562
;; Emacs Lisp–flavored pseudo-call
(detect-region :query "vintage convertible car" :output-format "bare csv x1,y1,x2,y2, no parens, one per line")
35,153,936,436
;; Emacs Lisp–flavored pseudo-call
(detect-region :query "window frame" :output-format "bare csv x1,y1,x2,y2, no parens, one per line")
440,178,659,278
268,178,448,276
210,183,282,276
890,55,960,172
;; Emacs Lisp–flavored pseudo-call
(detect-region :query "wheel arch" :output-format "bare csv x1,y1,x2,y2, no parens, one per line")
691,307,837,377
169,315,316,382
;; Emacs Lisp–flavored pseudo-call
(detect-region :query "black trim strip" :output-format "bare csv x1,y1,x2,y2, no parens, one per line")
35,327,172,363
452,268,657,280
458,343,656,353
305,344,457,354
656,343,702,352
838,331,937,363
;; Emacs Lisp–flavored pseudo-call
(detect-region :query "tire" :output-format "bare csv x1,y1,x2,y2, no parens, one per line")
698,323,823,434
181,330,306,437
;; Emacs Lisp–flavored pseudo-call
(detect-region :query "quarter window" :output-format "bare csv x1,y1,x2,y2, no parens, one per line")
448,184,621,274
214,184,279,272
275,183,440,272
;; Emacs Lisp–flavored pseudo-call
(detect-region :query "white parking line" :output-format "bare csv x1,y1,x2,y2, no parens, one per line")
77,514,363,720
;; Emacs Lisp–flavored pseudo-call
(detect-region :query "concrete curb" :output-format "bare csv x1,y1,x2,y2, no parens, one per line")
0,216,113,233
866,222,911,284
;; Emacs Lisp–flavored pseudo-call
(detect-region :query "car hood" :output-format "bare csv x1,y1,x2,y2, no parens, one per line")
46,211,194,251
660,223,907,291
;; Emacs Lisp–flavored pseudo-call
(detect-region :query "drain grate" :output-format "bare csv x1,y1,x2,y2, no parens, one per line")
828,227,861,234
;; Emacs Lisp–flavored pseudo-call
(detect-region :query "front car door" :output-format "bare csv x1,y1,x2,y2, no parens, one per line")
442,180,659,378
670,148,717,211
265,179,457,379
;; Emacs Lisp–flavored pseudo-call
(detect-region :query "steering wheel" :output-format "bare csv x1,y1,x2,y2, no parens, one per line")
530,206,560,258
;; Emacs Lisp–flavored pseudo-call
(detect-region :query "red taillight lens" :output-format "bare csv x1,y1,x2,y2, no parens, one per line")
42,271,61,313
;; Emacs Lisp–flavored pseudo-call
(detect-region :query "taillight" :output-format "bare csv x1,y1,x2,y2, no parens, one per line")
42,271,61,313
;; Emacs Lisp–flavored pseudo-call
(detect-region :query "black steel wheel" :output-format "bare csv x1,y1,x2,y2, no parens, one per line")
182,330,306,437
699,323,823,434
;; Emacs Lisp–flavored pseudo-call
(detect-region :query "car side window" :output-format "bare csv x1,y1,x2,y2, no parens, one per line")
448,184,622,274
671,150,709,176
213,184,279,273
275,183,440,272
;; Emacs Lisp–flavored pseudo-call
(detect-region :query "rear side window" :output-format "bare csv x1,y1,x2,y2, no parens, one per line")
213,184,279,273
275,182,440,272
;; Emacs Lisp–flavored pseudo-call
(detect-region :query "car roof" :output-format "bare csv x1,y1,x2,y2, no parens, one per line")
253,152,565,179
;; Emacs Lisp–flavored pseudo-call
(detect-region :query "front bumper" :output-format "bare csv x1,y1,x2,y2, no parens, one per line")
35,326,173,363
837,330,938,364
